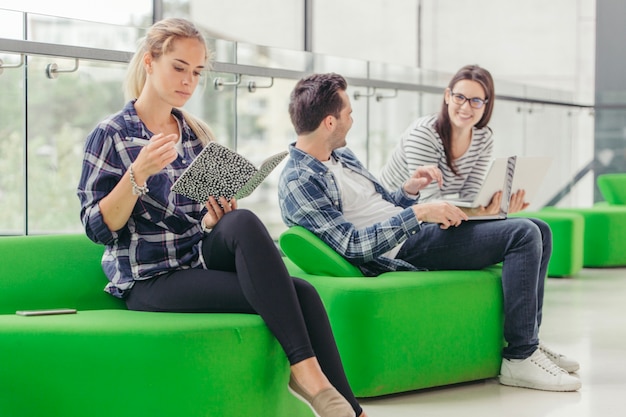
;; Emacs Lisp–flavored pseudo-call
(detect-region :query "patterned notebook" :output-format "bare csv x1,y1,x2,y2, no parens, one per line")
171,142,288,203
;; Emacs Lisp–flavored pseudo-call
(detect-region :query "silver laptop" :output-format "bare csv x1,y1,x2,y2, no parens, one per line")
441,155,551,220
442,157,512,209
510,156,552,205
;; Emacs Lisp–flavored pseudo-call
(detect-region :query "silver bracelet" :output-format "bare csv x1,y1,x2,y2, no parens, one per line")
129,164,149,196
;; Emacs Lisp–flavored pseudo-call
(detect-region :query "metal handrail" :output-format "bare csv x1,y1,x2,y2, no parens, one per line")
0,37,594,108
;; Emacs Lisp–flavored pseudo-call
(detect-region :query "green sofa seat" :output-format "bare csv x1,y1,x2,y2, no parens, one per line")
510,210,584,277
0,234,311,417
597,173,626,205
544,204,626,267
280,226,505,397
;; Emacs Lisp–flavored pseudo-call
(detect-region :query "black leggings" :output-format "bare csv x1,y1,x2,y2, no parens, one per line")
125,209,361,416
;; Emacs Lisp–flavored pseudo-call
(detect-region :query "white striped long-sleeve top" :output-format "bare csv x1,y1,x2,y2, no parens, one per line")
379,114,494,202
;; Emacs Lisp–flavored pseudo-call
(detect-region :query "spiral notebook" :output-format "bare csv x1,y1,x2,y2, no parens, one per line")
171,142,288,203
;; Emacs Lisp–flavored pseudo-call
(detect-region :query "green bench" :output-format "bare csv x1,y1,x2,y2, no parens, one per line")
0,234,311,417
545,203,626,267
280,226,505,397
532,171,626,269
597,173,626,205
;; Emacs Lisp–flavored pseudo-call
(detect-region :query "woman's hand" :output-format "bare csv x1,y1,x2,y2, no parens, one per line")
99,132,179,231
463,191,503,217
202,196,238,229
403,165,443,195
131,133,179,184
508,189,529,214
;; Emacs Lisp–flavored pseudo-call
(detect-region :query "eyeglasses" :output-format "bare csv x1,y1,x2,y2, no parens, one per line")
449,91,488,109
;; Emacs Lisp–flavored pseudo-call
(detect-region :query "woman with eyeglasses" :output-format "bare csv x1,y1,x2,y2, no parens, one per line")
380,64,528,216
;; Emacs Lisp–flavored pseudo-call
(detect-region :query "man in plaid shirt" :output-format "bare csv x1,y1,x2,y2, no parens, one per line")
278,72,581,393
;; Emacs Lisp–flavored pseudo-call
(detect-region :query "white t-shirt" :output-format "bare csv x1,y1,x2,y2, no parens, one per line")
323,157,405,259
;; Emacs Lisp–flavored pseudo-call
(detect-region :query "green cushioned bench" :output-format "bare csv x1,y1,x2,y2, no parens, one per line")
523,173,626,269
544,204,626,267
0,234,311,417
280,226,505,397
597,173,626,205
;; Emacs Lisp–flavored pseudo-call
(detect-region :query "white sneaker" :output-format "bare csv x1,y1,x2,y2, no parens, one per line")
539,343,580,373
499,349,582,392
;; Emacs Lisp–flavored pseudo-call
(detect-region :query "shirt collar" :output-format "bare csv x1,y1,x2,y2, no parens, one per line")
121,100,192,141
288,142,350,174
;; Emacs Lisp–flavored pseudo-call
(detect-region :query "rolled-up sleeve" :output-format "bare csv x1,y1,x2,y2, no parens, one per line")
77,124,124,245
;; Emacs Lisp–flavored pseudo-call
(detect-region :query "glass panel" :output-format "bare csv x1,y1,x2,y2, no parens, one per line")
0,1,152,26
237,41,311,73
182,0,304,51
311,55,369,79
313,0,419,68
25,13,145,51
592,107,626,200
0,8,25,39
187,69,237,149
368,90,424,177
344,85,368,170
0,9,599,237
489,100,595,209
234,77,296,239
0,52,25,234
25,56,127,234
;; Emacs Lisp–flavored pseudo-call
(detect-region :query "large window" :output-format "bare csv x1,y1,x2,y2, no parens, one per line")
0,5,596,237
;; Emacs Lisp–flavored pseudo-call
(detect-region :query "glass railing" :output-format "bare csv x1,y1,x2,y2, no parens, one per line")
0,10,595,238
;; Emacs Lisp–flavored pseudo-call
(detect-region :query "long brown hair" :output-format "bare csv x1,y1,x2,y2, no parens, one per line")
124,18,215,145
434,65,495,175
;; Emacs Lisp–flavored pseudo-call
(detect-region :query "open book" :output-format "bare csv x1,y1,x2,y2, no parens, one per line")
171,142,288,203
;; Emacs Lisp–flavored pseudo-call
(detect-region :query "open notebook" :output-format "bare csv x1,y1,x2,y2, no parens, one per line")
171,142,288,203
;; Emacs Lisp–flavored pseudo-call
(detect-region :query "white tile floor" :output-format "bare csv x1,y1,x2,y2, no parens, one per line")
358,267,626,417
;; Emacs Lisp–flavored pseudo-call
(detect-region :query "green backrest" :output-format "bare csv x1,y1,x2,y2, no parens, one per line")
597,173,626,205
279,226,364,277
0,234,126,314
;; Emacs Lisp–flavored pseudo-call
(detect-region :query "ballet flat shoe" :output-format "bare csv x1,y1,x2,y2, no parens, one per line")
288,374,354,417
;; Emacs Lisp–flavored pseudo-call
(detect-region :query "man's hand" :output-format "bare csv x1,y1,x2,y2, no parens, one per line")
403,165,442,195
412,201,469,229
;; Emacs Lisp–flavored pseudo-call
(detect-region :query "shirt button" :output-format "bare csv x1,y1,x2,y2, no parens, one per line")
182,159,188,164
411,231,416,235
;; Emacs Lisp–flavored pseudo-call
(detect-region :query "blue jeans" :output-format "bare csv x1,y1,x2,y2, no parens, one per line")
396,217,552,359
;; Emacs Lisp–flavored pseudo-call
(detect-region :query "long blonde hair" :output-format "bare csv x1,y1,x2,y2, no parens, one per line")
124,18,215,145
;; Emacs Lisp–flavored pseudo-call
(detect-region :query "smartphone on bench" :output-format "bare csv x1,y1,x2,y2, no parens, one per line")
16,308,77,316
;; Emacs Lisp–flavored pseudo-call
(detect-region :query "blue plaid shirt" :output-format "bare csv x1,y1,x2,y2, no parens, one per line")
278,144,423,276
77,101,207,298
